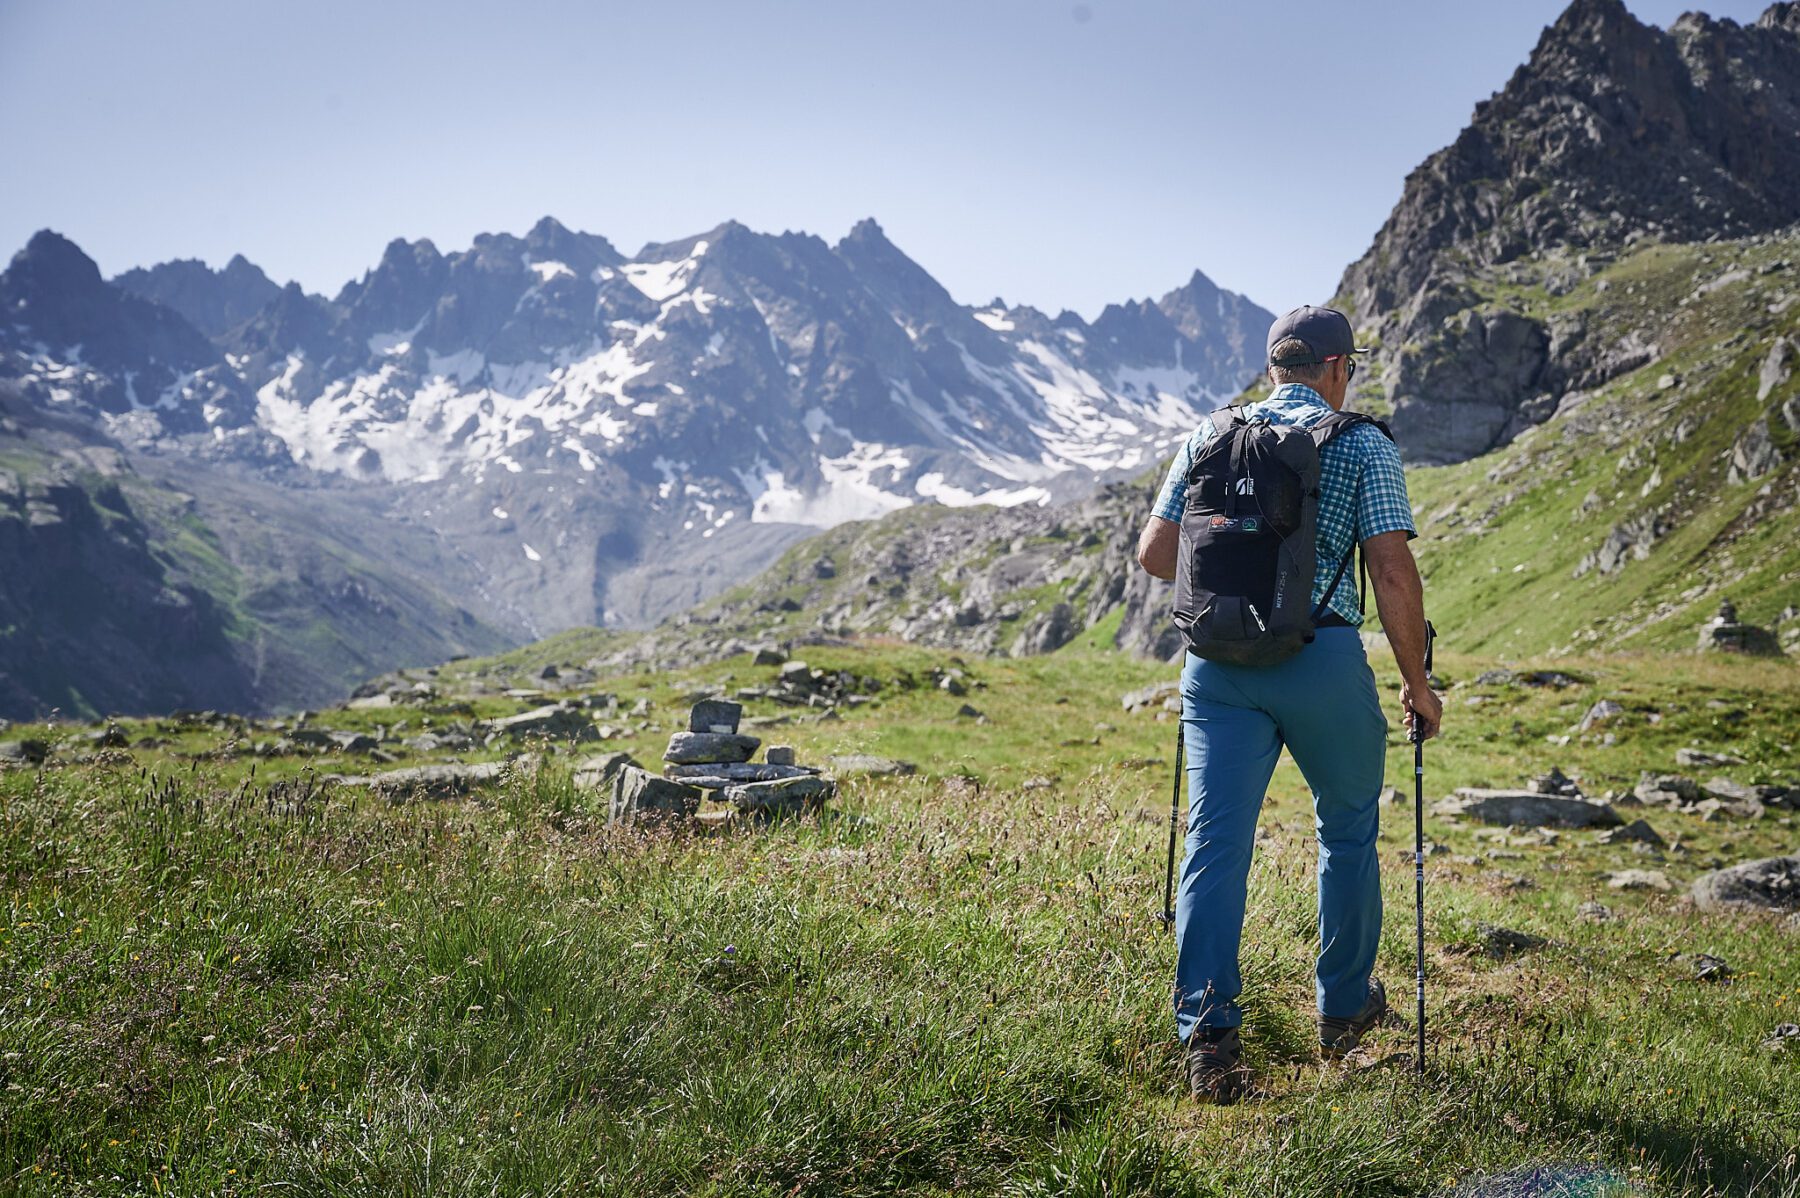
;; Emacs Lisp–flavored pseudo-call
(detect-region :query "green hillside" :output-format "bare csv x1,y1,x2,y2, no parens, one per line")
1400,230,1800,658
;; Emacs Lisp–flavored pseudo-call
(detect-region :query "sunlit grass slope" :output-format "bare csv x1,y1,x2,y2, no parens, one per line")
2,634,1796,1195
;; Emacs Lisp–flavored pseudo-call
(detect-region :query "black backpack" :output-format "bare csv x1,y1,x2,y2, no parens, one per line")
1172,406,1393,667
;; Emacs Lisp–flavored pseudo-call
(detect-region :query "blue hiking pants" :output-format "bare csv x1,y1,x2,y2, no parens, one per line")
1172,626,1388,1043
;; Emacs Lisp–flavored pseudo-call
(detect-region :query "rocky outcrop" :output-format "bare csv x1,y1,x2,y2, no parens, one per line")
0,442,254,719
1339,0,1800,462
572,471,1190,673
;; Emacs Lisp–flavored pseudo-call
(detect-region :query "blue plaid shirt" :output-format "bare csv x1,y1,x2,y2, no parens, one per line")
1151,384,1416,626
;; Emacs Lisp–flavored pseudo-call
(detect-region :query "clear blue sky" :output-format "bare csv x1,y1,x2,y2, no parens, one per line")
0,0,1773,319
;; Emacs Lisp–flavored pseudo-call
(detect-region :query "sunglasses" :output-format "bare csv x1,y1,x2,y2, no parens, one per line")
1323,354,1358,381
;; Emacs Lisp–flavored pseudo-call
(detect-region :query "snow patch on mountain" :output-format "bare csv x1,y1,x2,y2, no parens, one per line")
622,240,709,302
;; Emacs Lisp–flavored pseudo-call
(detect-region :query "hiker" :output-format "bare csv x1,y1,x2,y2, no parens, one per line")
1134,304,1442,1103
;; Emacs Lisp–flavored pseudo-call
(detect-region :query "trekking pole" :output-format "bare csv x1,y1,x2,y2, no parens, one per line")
1161,721,1183,933
1410,620,1437,1076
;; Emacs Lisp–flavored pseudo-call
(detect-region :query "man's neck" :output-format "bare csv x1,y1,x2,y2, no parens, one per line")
1270,382,1333,408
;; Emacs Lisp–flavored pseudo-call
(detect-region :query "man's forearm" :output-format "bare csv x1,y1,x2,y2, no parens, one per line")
1371,557,1430,686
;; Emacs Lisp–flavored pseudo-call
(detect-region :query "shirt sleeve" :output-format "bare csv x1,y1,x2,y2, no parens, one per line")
1150,440,1190,523
1354,428,1417,541
1151,421,1217,523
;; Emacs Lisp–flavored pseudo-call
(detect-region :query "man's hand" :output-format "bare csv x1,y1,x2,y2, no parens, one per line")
1401,678,1442,742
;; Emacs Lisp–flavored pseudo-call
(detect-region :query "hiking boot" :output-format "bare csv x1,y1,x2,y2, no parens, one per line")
1319,977,1387,1060
1185,1026,1249,1104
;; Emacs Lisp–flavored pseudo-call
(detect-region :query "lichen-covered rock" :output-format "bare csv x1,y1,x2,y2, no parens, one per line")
1691,854,1800,913
610,766,702,824
1431,789,1622,828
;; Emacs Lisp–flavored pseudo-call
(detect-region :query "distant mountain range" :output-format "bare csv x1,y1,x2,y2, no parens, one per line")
0,213,1269,716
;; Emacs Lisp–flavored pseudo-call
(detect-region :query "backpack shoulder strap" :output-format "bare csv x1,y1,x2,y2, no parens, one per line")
1310,409,1394,448
1206,405,1243,439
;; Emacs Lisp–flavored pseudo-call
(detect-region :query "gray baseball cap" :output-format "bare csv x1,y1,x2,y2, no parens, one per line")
1266,305,1369,366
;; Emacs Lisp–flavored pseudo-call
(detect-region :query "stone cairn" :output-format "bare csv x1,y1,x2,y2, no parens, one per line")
1698,597,1783,656
609,698,838,827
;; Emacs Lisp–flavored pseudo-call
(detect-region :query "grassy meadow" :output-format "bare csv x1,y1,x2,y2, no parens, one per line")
1,633,1797,1196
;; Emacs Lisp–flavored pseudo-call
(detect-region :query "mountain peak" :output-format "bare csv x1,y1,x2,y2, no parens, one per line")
1549,0,1637,36
1759,1,1800,33
12,229,103,288
841,217,891,246
527,215,571,241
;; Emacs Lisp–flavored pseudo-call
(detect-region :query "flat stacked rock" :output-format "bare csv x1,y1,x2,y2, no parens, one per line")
609,699,838,826
1431,788,1623,828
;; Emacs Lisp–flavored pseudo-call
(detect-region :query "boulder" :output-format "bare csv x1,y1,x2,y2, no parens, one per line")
752,645,788,667
1690,853,1800,913
0,739,50,765
664,731,760,765
572,751,639,791
1121,682,1180,712
1477,923,1548,959
1727,418,1782,485
828,754,917,777
1605,869,1673,892
1009,602,1078,657
1676,748,1745,768
1576,901,1615,923
490,704,598,742
765,745,796,766
328,730,380,753
1634,774,1702,806
1432,789,1622,828
610,767,702,824
1692,796,1766,821
1577,700,1623,732
688,699,744,735
1598,819,1665,847
357,762,511,800
722,774,836,815
1530,766,1581,796
1702,777,1791,807
1757,334,1796,403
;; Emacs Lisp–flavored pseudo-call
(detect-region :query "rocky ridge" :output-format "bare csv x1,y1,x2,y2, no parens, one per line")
1339,0,1800,464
